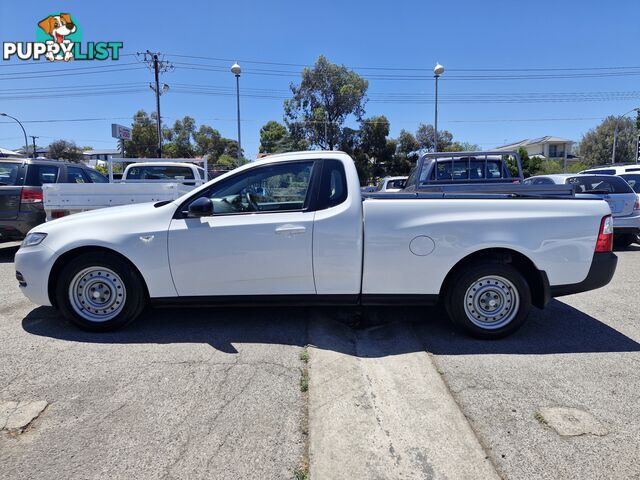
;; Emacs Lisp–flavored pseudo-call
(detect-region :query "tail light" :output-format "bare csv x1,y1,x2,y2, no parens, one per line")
51,210,66,219
595,215,613,252
634,198,640,211
20,187,43,204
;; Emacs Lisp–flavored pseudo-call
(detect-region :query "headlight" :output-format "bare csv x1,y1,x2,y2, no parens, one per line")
22,232,47,247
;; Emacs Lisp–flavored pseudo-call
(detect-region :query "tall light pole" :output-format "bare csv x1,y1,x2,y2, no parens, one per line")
231,62,242,162
433,63,444,152
0,113,28,157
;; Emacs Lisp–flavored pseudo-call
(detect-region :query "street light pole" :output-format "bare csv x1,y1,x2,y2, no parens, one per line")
0,113,28,157
231,62,242,162
433,63,444,152
30,135,39,159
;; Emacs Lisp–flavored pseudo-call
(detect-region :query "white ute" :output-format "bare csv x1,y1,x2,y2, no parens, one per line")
15,151,617,338
43,159,207,220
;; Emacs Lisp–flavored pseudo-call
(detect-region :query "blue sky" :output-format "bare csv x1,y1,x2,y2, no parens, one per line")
1,0,639,158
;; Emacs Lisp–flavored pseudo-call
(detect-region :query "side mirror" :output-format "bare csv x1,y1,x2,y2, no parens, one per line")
187,197,214,217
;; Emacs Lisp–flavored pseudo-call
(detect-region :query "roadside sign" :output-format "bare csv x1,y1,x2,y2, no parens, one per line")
111,123,132,141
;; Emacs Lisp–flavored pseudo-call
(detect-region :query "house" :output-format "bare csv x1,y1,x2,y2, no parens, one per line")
495,136,574,165
83,148,122,167
0,147,24,157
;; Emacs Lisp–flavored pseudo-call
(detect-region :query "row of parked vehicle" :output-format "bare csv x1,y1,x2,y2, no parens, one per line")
0,157,208,239
365,156,640,247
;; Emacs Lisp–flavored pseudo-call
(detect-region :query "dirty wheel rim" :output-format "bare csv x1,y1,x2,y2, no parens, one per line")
463,275,519,330
68,267,126,322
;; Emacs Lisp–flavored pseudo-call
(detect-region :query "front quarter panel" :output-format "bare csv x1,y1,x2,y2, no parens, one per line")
31,202,178,299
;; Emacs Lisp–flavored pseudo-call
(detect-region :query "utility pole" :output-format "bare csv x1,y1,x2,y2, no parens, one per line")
29,135,38,159
137,51,173,158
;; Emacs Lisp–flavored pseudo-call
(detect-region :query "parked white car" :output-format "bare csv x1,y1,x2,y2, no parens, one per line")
524,173,640,247
16,151,616,339
376,176,407,192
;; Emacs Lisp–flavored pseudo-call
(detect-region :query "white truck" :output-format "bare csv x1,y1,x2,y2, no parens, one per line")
43,159,207,220
15,150,617,339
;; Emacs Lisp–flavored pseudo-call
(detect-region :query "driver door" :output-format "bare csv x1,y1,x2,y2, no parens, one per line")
167,160,317,297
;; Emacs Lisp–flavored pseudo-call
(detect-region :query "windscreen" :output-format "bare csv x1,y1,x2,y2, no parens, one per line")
126,165,195,180
0,162,21,186
429,158,512,182
620,174,640,193
566,175,633,194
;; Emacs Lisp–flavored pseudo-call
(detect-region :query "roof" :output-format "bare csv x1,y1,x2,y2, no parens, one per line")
84,149,121,156
0,147,21,156
496,136,574,150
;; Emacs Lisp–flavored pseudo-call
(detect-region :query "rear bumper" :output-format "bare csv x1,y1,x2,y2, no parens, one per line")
613,213,640,235
0,211,46,239
549,252,618,298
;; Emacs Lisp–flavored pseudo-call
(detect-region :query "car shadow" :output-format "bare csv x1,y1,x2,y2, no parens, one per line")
21,299,640,357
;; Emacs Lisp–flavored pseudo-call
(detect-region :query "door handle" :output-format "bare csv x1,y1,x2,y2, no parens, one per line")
275,224,306,235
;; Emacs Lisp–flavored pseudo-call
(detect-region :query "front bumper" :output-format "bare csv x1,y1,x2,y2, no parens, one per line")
549,252,618,298
14,243,57,307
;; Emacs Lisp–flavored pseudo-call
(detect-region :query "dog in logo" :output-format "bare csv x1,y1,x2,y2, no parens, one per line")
38,14,76,61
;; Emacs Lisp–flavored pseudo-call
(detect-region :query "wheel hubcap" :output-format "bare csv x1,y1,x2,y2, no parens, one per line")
463,275,520,330
68,267,126,322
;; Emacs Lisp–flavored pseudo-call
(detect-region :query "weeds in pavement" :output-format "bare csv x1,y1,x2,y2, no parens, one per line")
299,348,310,364
534,411,548,426
293,464,309,480
299,367,309,392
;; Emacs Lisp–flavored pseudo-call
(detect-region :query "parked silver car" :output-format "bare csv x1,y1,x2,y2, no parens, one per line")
524,174,640,247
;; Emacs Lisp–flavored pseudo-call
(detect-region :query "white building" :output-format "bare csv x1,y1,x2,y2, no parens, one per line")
495,136,574,164
83,148,122,167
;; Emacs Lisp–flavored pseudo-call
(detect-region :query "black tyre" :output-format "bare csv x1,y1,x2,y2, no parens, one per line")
55,252,147,331
444,262,531,339
614,234,634,249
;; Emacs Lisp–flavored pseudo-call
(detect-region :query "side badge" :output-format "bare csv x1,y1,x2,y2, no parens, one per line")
139,235,155,243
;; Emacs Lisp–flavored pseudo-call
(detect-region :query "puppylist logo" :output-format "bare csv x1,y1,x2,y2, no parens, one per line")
3,13,123,62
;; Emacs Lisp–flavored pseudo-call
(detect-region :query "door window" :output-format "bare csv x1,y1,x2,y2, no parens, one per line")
203,161,315,214
317,159,347,209
67,167,88,183
85,168,109,183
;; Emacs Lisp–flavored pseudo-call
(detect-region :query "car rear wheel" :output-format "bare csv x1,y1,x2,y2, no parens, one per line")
445,262,531,339
55,252,147,331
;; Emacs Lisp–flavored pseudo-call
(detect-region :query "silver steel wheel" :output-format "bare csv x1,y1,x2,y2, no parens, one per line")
463,275,520,330
68,267,127,323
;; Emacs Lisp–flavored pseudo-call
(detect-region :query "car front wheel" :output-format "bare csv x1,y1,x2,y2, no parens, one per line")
445,262,531,339
55,252,147,331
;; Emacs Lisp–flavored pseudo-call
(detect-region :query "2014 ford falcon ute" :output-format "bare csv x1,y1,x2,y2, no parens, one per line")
15,151,617,338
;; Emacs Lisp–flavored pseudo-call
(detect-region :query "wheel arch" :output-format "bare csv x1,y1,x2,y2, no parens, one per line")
48,246,150,308
439,247,550,309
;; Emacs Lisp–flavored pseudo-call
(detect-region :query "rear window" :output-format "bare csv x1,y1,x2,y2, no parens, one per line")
566,175,633,194
0,162,21,186
25,164,59,186
429,159,511,182
620,174,640,193
126,165,195,180
581,169,615,175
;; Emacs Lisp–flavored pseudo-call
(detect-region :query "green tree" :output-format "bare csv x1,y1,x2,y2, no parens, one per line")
124,110,158,158
445,141,481,152
47,139,84,162
416,123,453,152
284,55,368,150
259,121,288,153
193,125,227,160
163,116,196,158
578,116,637,165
